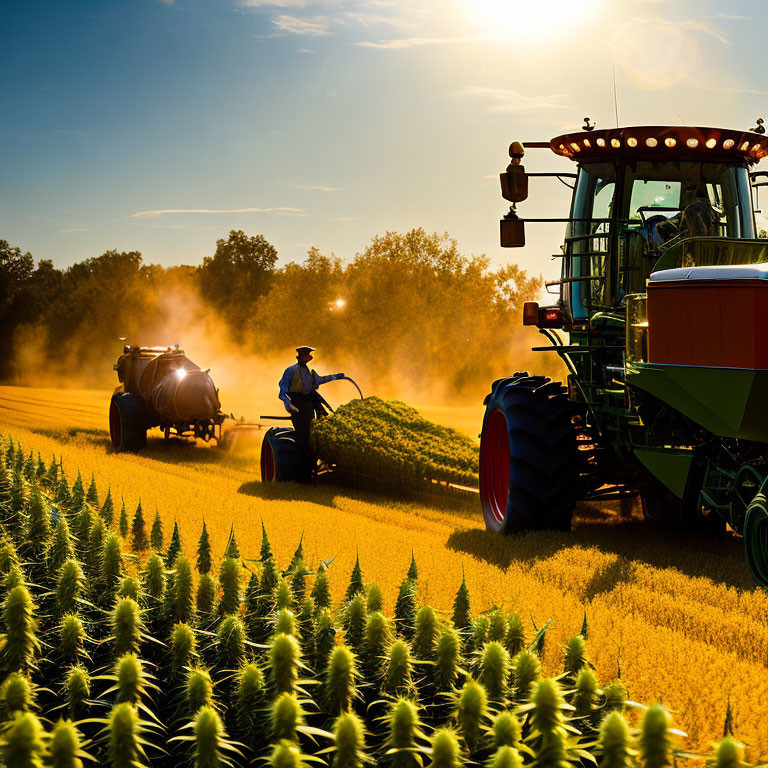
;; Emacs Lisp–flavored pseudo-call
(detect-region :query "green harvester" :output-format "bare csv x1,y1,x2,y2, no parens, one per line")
480,119,768,585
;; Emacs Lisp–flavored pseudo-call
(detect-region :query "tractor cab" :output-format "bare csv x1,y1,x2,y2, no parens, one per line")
503,125,767,323
482,121,768,586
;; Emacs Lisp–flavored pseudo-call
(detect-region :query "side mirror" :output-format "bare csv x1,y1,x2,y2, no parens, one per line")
500,216,525,247
500,165,528,203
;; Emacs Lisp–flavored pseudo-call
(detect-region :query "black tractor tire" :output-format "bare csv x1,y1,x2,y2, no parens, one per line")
261,427,304,482
109,393,148,452
479,373,580,533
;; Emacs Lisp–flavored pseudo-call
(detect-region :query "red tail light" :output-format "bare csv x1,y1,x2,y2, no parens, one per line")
523,302,539,325
523,302,564,329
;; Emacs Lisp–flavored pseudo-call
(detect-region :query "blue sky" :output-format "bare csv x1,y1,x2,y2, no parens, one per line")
2,0,767,283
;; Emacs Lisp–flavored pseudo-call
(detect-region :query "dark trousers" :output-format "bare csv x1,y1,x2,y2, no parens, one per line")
288,392,315,480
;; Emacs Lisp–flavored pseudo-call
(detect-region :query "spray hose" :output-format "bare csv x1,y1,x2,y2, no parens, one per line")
338,376,364,400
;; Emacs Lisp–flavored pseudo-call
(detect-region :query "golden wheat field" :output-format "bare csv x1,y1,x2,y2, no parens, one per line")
1,383,767,757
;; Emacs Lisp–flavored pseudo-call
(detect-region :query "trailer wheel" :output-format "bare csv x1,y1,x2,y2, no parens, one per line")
480,373,579,533
261,427,303,482
109,394,148,452
744,492,768,586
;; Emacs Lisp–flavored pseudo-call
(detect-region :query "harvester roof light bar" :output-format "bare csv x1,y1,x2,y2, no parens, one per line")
549,126,768,164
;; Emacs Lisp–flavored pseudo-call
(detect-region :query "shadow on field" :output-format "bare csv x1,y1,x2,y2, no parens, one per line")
446,501,754,592
33,426,108,444
238,476,480,518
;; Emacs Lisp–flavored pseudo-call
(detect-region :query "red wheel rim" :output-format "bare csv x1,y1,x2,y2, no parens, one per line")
109,401,121,448
480,409,511,526
261,440,276,482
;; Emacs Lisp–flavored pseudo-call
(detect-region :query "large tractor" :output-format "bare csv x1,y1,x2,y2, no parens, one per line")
480,120,768,583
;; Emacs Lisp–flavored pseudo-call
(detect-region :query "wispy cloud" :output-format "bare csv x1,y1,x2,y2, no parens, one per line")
704,13,747,21
240,0,424,37
159,0,174,5
240,0,317,6
355,34,481,49
53,129,93,137
456,86,575,113
128,207,301,218
59,227,86,233
273,13,336,35
293,184,342,192
715,86,768,96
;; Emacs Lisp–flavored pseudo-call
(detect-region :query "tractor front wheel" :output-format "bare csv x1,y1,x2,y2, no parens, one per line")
744,492,768,586
260,427,304,482
479,373,579,533
109,394,148,452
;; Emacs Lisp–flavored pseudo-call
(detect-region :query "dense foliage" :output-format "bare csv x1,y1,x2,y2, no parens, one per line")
0,431,748,767
0,229,542,400
310,397,479,488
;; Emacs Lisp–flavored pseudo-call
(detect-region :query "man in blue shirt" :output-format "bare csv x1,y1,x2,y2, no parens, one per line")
278,346,344,478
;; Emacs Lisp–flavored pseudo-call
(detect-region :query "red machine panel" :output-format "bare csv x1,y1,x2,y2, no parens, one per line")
647,266,768,369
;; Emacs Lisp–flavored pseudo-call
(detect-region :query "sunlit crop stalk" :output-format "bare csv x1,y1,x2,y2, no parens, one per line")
510,649,541,703
314,608,338,673
505,613,525,657
165,521,182,566
196,521,212,575
65,664,91,719
324,644,359,714
598,710,636,768
345,553,364,601
166,555,196,625
563,635,588,680
46,718,87,768
270,691,305,743
489,745,524,768
218,556,241,616
196,573,218,620
488,610,506,643
55,558,86,616
269,632,301,695
111,596,145,656
382,639,415,698
150,509,163,551
491,711,522,751
477,641,509,705
429,727,463,768
383,697,428,768
216,614,246,669
143,553,166,603
101,533,125,605
1,711,46,767
394,577,418,639
639,704,672,768
169,622,197,675
2,583,40,673
412,605,438,661
453,678,487,753
0,671,34,716
58,614,86,664
344,596,367,653
366,583,383,614
185,665,214,714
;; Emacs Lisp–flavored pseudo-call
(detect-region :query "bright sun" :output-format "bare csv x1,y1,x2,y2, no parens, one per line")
471,0,604,42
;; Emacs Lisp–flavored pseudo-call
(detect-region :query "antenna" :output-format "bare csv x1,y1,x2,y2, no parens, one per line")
612,65,620,128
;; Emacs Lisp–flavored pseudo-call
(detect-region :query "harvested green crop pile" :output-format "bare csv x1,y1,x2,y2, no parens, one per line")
310,396,479,487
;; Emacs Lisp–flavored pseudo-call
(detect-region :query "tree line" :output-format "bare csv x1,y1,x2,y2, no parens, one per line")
0,229,542,400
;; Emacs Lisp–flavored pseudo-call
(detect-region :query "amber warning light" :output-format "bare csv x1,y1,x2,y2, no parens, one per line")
523,302,564,329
